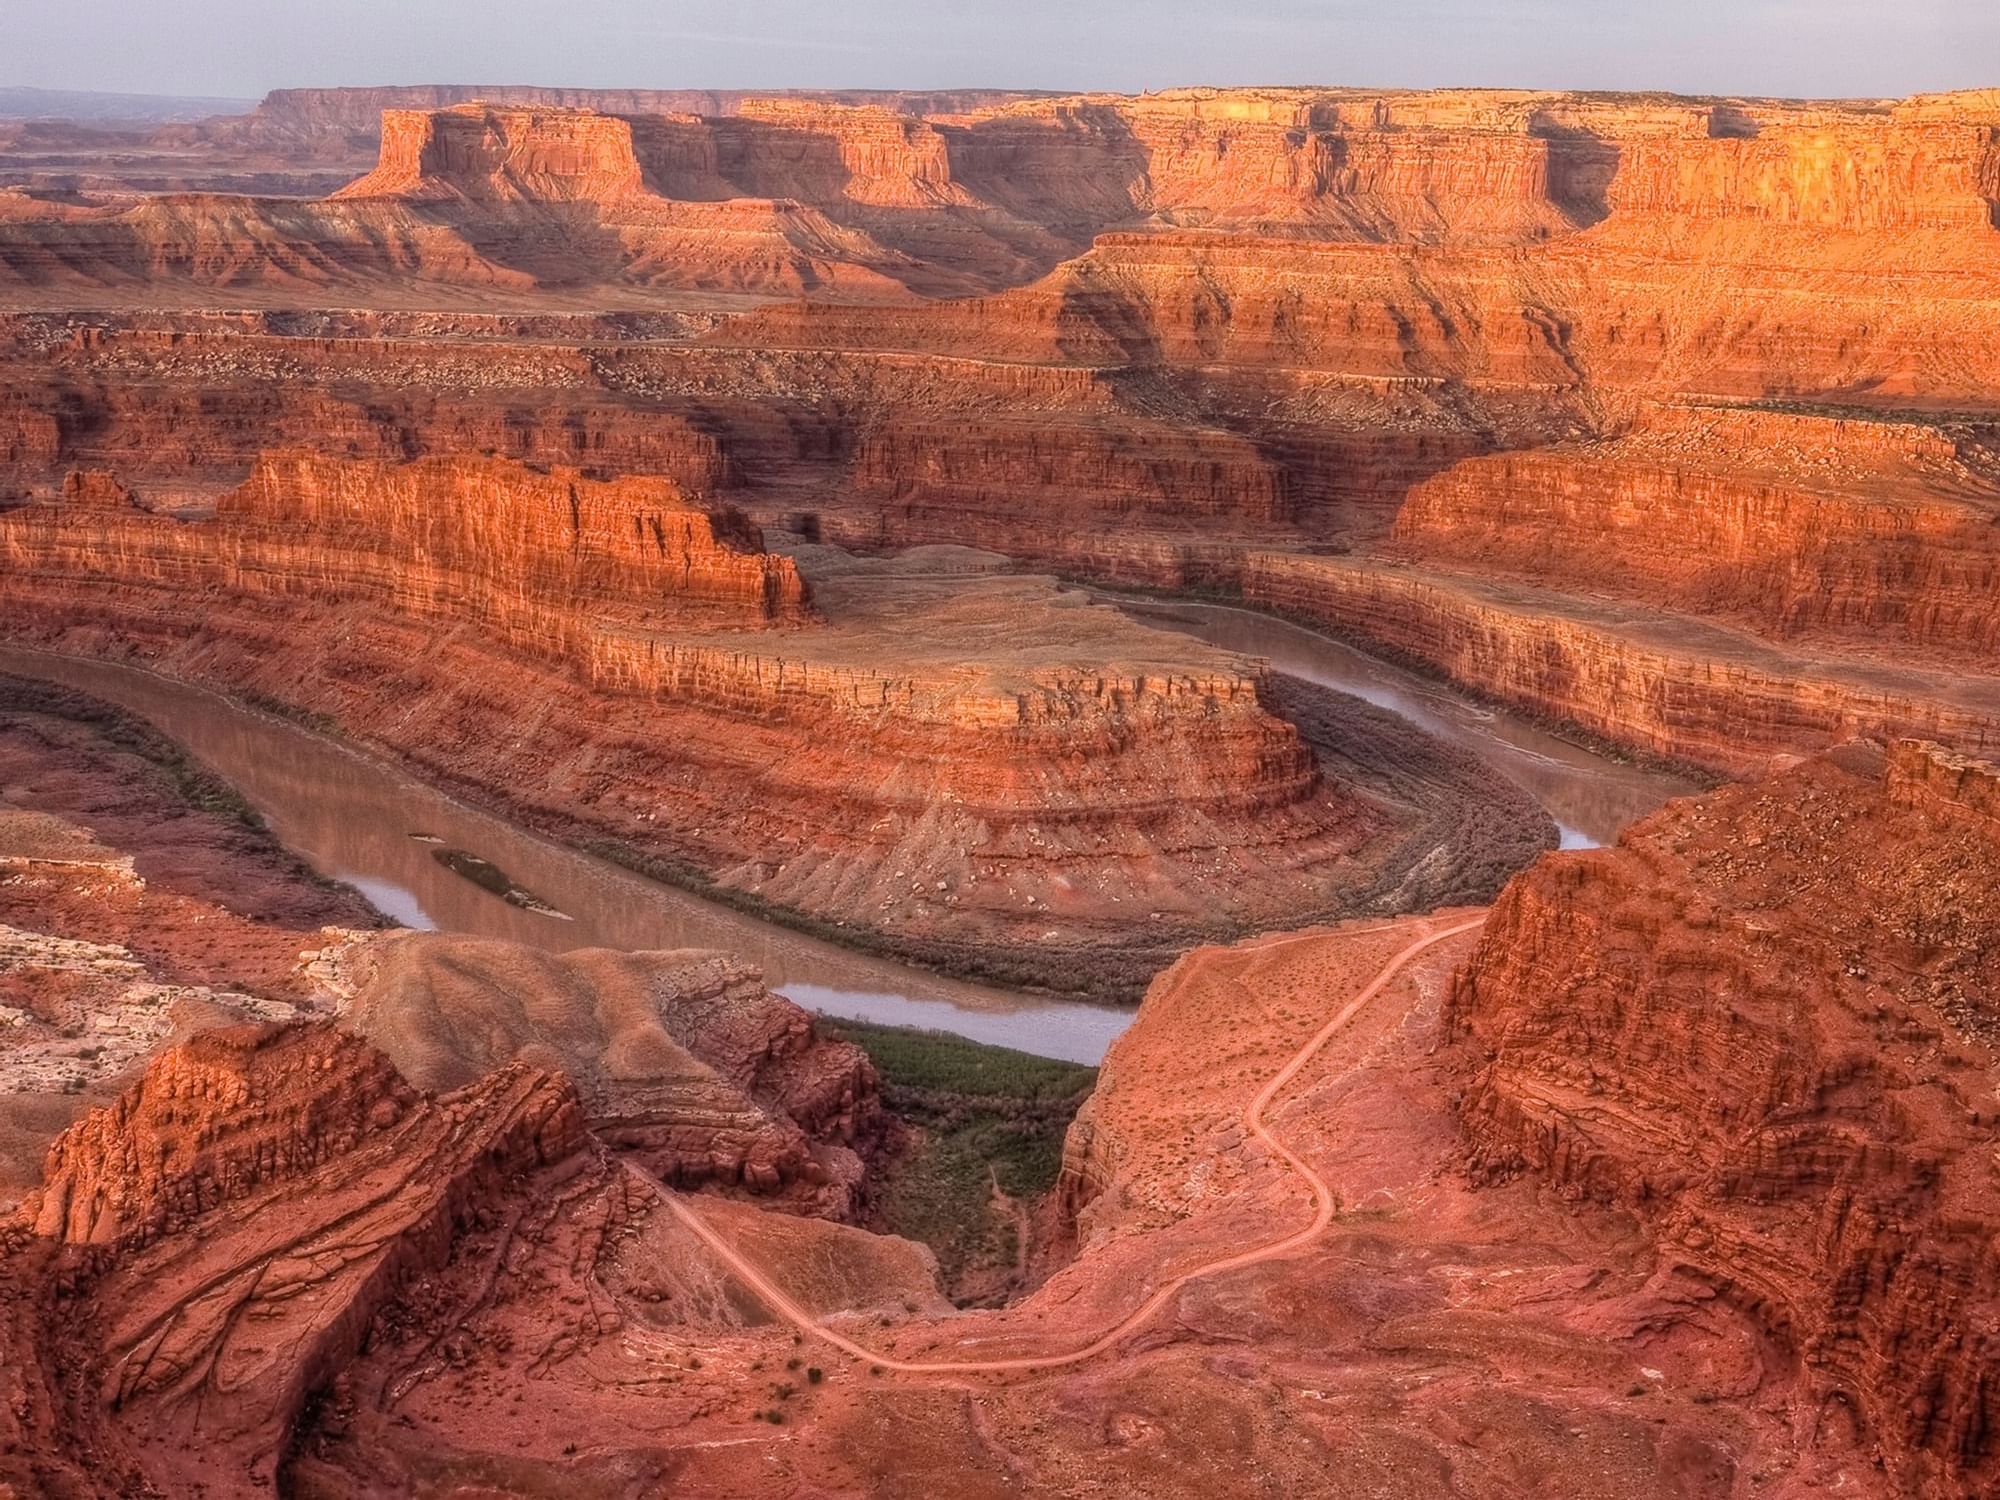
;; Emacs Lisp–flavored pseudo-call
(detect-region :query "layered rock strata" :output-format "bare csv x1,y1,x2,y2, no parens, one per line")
1228,551,2000,775
6,908,1884,1498
1450,740,2000,1492
0,80,1996,785
0,671,394,1206
0,456,1539,992
1389,406,2000,664
7,85,1995,311
0,1012,942,1499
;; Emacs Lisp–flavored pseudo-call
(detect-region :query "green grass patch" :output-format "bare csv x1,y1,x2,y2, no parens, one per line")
819,1017,1096,1106
818,1018,1096,1297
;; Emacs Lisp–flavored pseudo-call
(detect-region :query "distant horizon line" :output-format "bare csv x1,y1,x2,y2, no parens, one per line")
9,78,1999,112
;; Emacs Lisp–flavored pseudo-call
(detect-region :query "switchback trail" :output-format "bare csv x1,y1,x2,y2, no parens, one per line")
640,914,1487,1377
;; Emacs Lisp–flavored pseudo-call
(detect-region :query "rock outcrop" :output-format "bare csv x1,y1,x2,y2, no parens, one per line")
24,1021,424,1245
7,79,2000,1498
5,1023,587,1495
332,935,881,1212
222,449,809,628
9,85,1994,311
338,105,653,204
1450,740,2000,1493
0,670,396,1210
2,448,800,640
0,697,946,1493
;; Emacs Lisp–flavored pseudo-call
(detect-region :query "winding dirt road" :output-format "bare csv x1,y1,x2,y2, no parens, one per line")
641,913,1486,1377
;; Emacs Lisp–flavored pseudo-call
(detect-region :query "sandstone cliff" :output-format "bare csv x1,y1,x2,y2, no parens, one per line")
13,85,1996,313
25,1022,425,1245
337,105,652,203
0,105,937,301
5,450,803,642
1450,741,2000,1492
1390,406,2000,664
4,84,2000,878
1229,551,2000,775
222,449,809,628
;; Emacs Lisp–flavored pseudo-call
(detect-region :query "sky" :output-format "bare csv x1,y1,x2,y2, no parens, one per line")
5,0,1997,104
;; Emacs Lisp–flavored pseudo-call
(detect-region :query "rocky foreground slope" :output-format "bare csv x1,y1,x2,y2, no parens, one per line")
0,672,887,1208
4,716,1998,1494
0,681,920,1495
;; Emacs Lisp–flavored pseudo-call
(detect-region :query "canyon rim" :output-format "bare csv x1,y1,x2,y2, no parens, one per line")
2,8,2000,1497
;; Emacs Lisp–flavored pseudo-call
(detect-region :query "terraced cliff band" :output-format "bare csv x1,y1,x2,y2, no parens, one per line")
0,451,1550,993
3,86,1995,783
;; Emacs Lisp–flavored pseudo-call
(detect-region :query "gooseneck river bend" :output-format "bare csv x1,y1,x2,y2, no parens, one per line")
0,603,1694,1064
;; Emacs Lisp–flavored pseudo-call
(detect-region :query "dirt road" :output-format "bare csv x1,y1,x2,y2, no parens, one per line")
643,914,1487,1376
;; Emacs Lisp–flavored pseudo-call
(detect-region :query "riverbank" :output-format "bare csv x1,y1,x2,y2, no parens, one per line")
0,644,1134,1062
0,627,1559,1003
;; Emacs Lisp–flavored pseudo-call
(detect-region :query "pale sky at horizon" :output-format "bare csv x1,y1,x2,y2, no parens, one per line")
5,0,1997,104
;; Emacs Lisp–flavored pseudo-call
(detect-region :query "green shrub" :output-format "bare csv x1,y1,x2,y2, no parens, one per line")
818,1018,1096,1290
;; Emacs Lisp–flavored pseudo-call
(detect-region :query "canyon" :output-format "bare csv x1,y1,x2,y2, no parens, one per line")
0,449,1550,997
0,77,1997,1497
0,88,1996,777
8,736,1998,1494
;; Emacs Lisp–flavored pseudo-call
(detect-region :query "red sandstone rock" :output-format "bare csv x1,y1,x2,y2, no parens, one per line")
224,449,809,627
7,911,1870,1498
57,468,138,510
5,1023,586,1495
8,84,1993,314
0,672,393,1209
337,105,651,204
24,1022,421,1244
1,83,1998,844
1389,406,2000,664
1226,550,2000,775
333,934,880,1212
0,79,1995,1499
1449,740,2000,1493
6,450,804,640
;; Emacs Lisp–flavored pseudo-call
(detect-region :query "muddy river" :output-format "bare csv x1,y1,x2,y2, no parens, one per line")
1,611,1693,1062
